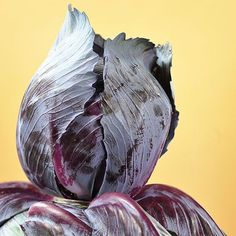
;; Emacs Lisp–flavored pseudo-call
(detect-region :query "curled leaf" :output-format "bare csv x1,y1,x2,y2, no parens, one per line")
17,6,103,200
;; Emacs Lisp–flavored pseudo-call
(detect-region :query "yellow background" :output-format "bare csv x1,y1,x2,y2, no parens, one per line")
0,0,235,234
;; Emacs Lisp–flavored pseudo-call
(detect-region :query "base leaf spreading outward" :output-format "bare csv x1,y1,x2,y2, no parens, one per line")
133,184,226,236
0,182,225,236
0,182,52,226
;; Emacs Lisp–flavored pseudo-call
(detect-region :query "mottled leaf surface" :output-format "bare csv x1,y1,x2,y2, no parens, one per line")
16,6,105,199
99,34,172,195
134,184,225,236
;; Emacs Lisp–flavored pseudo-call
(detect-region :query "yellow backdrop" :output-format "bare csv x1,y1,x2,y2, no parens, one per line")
0,0,235,234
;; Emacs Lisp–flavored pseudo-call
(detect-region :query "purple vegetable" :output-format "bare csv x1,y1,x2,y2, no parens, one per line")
0,3,226,236
133,184,226,236
16,5,178,200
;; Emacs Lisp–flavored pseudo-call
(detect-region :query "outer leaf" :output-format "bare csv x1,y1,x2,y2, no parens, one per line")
16,5,105,200
85,192,171,236
133,184,225,236
0,182,52,226
98,34,172,195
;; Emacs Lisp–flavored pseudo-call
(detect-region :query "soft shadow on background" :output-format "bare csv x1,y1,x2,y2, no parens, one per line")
0,0,235,234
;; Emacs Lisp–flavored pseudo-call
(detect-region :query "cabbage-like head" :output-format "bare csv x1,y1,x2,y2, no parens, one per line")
16,5,178,200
